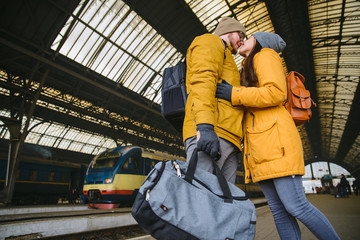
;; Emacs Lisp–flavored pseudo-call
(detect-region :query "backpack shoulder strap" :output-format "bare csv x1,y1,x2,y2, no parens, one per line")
221,39,227,59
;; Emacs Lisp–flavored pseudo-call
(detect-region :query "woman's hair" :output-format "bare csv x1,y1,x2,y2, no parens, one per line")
240,40,263,87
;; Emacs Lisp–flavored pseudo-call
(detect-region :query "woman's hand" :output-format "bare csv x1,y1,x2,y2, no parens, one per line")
216,80,233,102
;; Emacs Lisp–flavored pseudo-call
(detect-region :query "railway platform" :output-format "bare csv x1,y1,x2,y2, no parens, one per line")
0,204,136,240
255,194,360,240
130,194,360,240
0,195,358,239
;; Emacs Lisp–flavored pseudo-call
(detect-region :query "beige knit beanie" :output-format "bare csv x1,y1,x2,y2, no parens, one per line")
213,17,246,36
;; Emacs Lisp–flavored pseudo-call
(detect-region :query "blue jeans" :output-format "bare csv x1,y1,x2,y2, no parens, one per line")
259,175,340,240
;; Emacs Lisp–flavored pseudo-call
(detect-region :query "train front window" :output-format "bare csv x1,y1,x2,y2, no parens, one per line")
91,155,119,169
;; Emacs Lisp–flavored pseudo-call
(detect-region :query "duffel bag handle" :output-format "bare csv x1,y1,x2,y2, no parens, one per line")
185,148,233,203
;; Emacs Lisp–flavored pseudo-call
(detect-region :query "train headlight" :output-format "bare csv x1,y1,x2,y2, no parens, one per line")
105,178,113,184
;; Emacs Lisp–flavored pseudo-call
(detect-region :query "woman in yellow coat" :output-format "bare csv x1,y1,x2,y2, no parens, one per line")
216,32,339,240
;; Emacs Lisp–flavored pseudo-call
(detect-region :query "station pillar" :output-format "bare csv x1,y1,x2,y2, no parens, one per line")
0,117,22,205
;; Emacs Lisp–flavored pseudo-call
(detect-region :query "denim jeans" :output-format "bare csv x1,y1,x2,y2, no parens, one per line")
259,175,340,240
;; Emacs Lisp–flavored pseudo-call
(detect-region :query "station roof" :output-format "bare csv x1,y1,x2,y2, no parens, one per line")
0,0,359,177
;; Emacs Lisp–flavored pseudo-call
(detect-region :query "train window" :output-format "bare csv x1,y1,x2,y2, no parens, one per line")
122,156,140,170
29,170,38,181
60,172,67,182
48,171,55,182
91,156,118,169
16,169,21,180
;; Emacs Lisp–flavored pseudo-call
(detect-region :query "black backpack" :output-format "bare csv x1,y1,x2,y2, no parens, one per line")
161,60,187,133
161,40,227,133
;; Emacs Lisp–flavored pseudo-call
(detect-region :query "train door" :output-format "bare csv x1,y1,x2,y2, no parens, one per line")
122,155,142,173
144,158,157,176
121,153,144,193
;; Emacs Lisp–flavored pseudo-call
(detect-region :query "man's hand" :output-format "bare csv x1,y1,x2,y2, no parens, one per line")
216,80,233,102
196,124,220,160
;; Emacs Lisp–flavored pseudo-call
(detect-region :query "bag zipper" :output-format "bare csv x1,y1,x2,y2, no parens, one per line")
172,160,182,177
175,160,248,201
145,189,150,201
146,160,249,201
145,161,167,201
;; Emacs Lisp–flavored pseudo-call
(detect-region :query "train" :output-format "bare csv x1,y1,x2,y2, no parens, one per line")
0,140,88,205
83,146,262,208
0,157,85,205
83,145,183,208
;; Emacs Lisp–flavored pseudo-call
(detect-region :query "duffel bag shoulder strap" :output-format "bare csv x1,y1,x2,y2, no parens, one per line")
148,160,166,190
184,148,233,203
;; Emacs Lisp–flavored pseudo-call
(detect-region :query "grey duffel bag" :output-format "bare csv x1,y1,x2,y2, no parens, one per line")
132,149,256,240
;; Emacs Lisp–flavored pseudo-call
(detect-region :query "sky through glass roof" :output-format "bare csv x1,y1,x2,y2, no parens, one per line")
52,0,182,105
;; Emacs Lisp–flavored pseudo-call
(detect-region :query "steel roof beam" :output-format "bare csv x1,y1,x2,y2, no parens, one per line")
328,0,346,159
122,0,208,55
0,36,163,117
0,94,185,156
335,78,360,163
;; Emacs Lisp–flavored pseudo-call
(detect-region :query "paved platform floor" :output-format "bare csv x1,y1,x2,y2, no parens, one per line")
255,194,360,240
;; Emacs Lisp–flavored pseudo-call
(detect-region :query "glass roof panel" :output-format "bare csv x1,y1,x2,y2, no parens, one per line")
308,0,360,159
19,0,353,161
51,0,180,105
51,0,279,106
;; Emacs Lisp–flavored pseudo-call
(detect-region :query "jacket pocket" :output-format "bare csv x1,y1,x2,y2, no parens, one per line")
216,99,244,137
246,119,283,163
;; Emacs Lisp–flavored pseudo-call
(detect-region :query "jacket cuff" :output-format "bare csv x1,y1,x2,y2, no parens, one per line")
232,87,242,105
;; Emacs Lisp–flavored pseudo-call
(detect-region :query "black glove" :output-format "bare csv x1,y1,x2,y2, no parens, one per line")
196,124,220,160
216,80,233,102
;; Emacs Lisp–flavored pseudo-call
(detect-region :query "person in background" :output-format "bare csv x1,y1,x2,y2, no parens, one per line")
216,32,340,239
339,174,350,197
183,17,247,184
78,184,85,204
69,184,78,205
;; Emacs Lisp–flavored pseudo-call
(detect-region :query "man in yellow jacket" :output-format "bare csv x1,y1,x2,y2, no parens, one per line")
183,17,246,184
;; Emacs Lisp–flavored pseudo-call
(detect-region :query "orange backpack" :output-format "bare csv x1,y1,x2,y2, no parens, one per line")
285,71,316,126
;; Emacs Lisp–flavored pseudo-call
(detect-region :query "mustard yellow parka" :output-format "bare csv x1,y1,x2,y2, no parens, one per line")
231,48,305,183
183,34,245,149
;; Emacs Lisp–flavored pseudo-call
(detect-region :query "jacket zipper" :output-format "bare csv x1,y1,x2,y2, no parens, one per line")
249,112,255,130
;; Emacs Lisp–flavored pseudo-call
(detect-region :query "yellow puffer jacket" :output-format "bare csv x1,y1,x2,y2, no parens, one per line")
231,48,305,183
183,34,244,149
